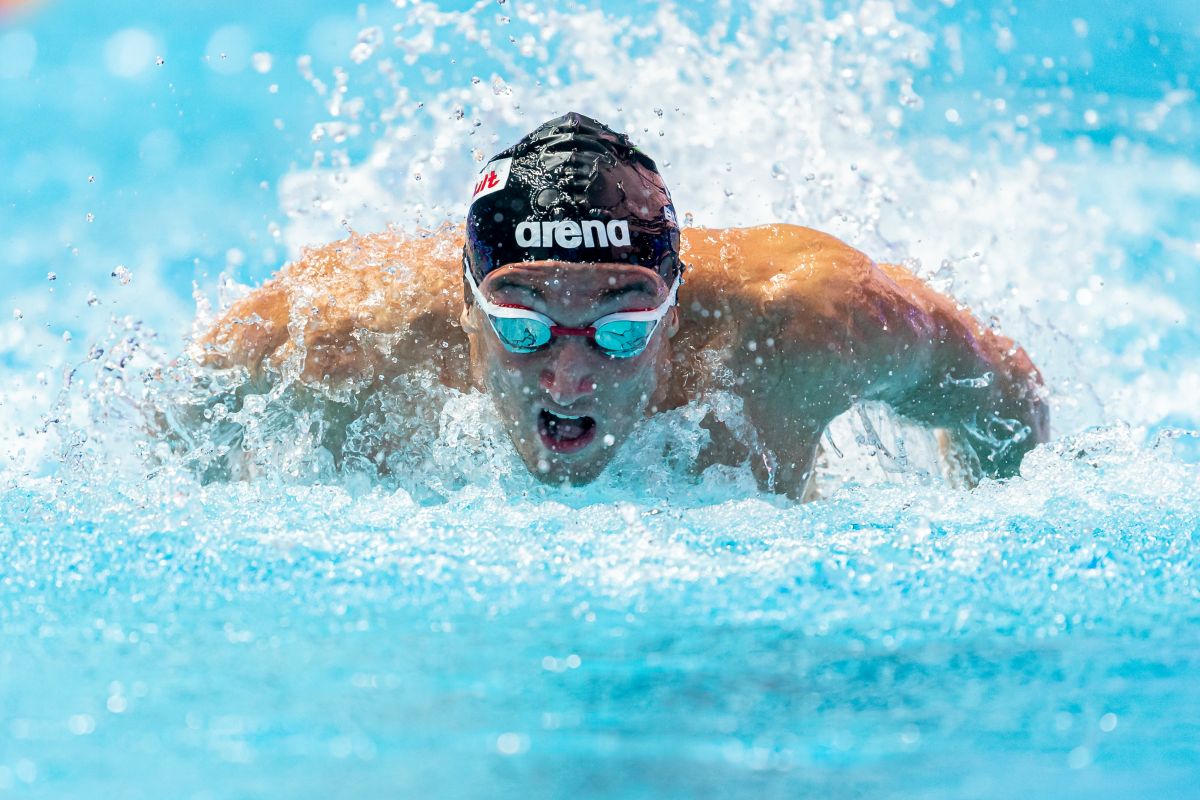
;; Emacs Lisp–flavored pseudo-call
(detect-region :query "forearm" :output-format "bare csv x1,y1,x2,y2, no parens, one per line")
943,351,1048,478
871,262,1049,478
898,316,1048,478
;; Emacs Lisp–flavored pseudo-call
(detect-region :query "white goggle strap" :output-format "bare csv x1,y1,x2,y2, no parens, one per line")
465,258,681,327
464,260,554,325
591,271,682,327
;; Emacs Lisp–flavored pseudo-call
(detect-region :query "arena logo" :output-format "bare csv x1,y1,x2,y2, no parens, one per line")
514,219,631,249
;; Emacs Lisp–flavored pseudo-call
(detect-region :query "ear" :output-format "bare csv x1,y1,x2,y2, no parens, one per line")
460,301,480,335
664,305,680,339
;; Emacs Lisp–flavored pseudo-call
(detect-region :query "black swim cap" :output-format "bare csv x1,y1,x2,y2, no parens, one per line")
464,112,681,285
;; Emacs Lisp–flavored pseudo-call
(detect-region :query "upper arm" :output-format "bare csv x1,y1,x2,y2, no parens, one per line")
867,262,1046,436
192,279,289,373
726,229,936,424
720,226,1047,477
833,260,1049,476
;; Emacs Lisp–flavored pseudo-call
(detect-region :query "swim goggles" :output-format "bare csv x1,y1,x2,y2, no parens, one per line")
464,260,681,359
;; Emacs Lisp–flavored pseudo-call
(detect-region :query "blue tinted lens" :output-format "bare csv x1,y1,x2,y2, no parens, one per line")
593,320,656,358
490,316,552,353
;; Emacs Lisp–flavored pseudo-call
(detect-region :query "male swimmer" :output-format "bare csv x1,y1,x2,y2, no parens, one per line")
195,112,1048,499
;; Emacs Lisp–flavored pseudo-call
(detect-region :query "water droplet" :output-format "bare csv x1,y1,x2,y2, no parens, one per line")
46,272,56,281
155,56,165,66
67,714,96,735
86,212,94,223
12,308,23,320
496,732,526,755
87,175,96,183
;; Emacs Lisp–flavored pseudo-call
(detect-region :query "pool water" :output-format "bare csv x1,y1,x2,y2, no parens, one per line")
1,1,1198,797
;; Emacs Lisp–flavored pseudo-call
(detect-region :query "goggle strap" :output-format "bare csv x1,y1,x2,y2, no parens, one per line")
549,326,597,337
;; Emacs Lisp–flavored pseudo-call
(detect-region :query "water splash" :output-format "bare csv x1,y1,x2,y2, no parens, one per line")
11,0,1194,500
3,4,1200,795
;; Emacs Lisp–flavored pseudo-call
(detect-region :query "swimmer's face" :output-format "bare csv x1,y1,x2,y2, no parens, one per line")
462,262,679,485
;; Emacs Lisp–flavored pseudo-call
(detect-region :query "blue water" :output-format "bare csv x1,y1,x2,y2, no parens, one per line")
2,0,1199,797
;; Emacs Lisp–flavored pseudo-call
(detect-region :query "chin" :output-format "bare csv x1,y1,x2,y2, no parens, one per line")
509,431,615,485
523,449,612,486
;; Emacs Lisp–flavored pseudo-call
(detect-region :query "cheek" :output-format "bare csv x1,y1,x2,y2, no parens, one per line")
484,351,540,395
592,357,659,401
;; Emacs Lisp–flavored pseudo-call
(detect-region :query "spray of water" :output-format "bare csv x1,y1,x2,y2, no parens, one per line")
8,0,1196,505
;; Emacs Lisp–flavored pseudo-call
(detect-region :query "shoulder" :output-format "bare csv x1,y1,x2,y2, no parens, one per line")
285,224,463,322
680,223,871,279
678,224,877,336
195,224,466,378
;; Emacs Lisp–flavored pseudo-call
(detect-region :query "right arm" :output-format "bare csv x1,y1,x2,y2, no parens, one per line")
193,225,471,391
154,226,470,481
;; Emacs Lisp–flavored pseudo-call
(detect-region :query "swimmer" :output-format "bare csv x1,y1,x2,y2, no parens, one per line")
193,112,1048,498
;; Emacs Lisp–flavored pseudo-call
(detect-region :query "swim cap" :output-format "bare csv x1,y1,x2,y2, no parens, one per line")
464,112,681,285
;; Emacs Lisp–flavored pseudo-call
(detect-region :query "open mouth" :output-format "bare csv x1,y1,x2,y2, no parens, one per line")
537,408,598,454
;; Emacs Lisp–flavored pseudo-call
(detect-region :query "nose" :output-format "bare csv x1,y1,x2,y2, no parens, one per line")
539,338,597,406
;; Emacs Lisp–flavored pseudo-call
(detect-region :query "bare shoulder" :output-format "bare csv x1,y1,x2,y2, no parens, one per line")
678,224,880,340
195,224,468,387
680,223,871,279
675,224,937,412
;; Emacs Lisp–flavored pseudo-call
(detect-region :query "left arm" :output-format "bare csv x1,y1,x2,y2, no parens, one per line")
724,227,1047,485
789,258,1049,479
864,261,1048,478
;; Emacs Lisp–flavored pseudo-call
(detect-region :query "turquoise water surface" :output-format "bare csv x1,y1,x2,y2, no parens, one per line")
2,1,1198,797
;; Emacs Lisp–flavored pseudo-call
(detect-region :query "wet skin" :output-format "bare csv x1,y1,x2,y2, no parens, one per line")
194,223,1049,499
460,262,678,485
